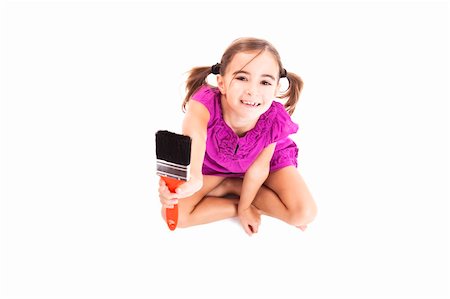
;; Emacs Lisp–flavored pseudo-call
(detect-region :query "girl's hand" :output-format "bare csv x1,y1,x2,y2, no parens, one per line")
158,175,203,208
173,174,203,198
158,178,180,209
238,205,261,236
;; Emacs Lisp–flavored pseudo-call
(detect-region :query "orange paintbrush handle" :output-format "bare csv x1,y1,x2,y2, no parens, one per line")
160,176,185,231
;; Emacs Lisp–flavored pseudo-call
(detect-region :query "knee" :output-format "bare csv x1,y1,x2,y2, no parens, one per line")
176,213,190,228
287,203,318,226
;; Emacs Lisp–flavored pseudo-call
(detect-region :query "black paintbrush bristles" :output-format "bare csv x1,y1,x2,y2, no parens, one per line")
155,130,192,180
155,130,192,165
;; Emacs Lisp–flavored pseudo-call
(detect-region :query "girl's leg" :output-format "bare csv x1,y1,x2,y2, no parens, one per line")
258,166,317,227
208,167,317,228
162,175,238,228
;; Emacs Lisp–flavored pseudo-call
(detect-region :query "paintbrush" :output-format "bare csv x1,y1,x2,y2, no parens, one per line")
155,130,192,231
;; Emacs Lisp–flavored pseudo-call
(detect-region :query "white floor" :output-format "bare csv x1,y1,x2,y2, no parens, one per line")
3,174,449,299
1,1,449,299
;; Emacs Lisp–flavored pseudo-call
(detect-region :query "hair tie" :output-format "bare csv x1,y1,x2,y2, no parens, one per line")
211,63,221,75
280,68,287,78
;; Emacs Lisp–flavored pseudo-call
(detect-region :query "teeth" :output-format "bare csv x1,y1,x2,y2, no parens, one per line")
241,100,260,107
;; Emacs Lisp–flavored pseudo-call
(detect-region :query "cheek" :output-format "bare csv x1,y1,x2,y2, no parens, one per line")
263,88,278,100
264,99,274,107
227,84,244,96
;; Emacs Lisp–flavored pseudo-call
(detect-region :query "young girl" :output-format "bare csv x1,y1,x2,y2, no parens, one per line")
159,37,317,235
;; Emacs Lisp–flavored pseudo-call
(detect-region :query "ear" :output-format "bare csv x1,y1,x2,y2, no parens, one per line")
216,75,225,94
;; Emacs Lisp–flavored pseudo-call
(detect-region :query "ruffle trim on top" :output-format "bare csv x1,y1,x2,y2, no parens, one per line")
192,85,299,166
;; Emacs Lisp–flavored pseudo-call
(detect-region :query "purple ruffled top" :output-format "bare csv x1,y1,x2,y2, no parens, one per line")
191,85,299,177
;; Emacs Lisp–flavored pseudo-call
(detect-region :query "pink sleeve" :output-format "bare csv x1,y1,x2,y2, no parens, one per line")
267,102,299,145
191,85,219,119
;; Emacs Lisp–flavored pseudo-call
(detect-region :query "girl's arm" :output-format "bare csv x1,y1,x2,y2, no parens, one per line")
239,142,276,209
174,100,210,197
238,142,276,234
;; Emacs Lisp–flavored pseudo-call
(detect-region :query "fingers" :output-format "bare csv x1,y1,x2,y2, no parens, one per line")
244,222,260,235
251,222,259,234
174,181,198,198
158,177,196,209
239,206,262,236
242,219,260,236
244,223,253,236
158,182,179,209
158,176,203,199
159,177,166,187
159,194,178,209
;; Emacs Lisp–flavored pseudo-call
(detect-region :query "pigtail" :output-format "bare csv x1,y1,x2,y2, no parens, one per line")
182,66,212,112
281,71,303,115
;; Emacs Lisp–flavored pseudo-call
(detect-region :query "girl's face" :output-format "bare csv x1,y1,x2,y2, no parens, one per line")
217,50,280,120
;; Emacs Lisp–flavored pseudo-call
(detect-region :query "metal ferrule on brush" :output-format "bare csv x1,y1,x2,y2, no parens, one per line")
156,159,190,181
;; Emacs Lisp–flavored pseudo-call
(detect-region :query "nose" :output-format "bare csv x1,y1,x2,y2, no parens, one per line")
246,84,259,97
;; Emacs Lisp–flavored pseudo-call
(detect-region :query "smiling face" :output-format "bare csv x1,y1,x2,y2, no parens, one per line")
217,50,281,124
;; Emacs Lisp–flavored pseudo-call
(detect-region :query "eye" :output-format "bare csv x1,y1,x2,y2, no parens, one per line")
261,80,272,86
235,76,247,81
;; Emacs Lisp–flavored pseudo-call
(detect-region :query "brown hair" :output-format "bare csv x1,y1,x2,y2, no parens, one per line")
182,37,303,115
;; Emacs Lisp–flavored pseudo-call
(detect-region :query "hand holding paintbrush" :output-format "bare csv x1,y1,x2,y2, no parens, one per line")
156,130,196,230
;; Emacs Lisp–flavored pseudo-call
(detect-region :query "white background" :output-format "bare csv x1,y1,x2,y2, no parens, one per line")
1,1,449,298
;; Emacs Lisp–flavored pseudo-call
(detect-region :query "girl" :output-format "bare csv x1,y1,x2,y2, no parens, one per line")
159,37,317,235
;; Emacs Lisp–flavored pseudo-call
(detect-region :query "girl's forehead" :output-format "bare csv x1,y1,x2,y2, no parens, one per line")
228,51,278,73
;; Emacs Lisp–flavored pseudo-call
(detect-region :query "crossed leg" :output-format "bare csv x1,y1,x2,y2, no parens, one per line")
163,175,238,228
202,166,317,229
164,167,317,229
